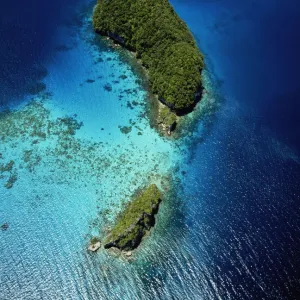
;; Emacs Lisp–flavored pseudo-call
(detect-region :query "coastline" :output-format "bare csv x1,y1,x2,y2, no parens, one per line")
93,0,205,135
86,35,219,254
98,25,204,138
102,35,179,137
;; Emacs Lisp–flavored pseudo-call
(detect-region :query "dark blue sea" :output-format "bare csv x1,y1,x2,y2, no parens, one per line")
1,0,300,299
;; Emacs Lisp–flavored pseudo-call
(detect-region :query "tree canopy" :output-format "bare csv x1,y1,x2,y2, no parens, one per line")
93,0,204,112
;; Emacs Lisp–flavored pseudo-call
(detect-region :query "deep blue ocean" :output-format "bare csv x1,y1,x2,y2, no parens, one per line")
1,0,300,299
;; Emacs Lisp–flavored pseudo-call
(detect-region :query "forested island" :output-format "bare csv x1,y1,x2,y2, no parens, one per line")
93,0,204,118
104,184,162,251
91,0,204,253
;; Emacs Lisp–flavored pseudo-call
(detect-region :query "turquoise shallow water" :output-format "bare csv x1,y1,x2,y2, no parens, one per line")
0,3,212,299
1,0,300,299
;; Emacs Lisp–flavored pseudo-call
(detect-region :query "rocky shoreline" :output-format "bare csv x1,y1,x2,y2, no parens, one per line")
104,184,162,251
89,184,162,254
101,35,178,136
93,0,204,135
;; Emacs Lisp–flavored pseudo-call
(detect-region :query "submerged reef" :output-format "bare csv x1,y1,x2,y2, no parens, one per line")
0,95,169,210
0,98,84,189
104,184,162,251
93,0,204,118
1,223,9,231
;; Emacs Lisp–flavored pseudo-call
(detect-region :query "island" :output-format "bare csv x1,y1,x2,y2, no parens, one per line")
104,184,162,251
93,0,204,132
92,0,204,254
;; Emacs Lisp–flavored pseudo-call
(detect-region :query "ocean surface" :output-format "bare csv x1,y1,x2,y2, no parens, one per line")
1,0,300,299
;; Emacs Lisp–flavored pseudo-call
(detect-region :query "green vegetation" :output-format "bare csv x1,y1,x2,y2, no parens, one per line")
159,106,177,129
90,237,101,244
104,184,162,250
93,0,204,112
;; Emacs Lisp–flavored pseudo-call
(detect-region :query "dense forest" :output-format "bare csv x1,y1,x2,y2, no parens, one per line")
93,0,204,113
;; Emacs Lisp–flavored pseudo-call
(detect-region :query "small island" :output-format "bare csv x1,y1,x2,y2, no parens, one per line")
104,184,162,251
93,0,204,132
